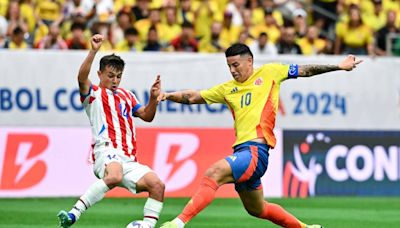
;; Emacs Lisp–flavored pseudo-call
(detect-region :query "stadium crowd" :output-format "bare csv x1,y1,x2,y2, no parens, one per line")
0,0,399,55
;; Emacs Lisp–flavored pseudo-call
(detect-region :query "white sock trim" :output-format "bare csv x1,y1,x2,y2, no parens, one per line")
70,179,109,220
143,198,163,228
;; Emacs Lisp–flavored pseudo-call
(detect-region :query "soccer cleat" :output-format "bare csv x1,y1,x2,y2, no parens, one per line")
159,221,179,228
306,225,324,228
57,210,76,228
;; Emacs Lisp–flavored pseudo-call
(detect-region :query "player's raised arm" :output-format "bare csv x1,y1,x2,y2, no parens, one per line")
135,75,161,122
298,55,363,77
78,34,103,95
158,90,206,104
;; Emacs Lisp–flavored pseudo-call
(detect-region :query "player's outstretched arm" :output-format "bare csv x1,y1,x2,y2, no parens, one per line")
135,75,161,122
298,55,363,77
158,90,206,104
78,34,103,95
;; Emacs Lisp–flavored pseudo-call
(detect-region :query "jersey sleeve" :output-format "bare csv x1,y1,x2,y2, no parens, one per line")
200,83,226,104
80,84,96,107
128,91,143,115
262,63,298,83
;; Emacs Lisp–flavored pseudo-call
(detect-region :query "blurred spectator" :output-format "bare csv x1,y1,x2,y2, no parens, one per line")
313,0,337,36
363,0,386,32
37,22,68,49
0,0,7,17
169,21,198,52
273,0,303,20
0,14,6,44
199,21,229,53
177,0,194,24
63,0,94,21
260,0,283,26
297,25,328,55
219,11,241,46
73,0,115,25
112,10,134,45
91,21,113,50
375,10,400,56
192,0,218,39
225,0,245,26
241,8,253,34
135,7,168,43
4,26,29,49
116,26,142,51
6,0,28,37
143,25,162,51
249,31,278,55
238,30,254,45
162,6,181,43
334,4,374,55
250,8,281,44
66,22,88,49
276,26,302,54
20,0,36,34
132,0,150,21
35,0,63,26
246,0,264,26
292,8,307,38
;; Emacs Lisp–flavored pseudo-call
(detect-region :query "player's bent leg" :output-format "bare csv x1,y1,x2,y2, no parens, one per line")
135,172,165,228
204,159,235,185
238,188,265,216
102,161,124,188
161,159,235,228
239,189,307,228
136,172,165,201
58,162,122,226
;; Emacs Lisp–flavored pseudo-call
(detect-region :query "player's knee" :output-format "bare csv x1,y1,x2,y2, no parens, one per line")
147,178,165,200
151,179,165,194
205,165,223,180
103,173,123,186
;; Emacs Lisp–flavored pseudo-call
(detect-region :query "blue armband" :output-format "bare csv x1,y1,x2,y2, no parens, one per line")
288,64,299,78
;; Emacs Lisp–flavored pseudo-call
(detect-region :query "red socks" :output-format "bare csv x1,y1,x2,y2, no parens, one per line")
258,202,304,228
178,176,219,223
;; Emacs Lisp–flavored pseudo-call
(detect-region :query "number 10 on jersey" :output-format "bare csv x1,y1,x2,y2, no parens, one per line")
240,92,252,108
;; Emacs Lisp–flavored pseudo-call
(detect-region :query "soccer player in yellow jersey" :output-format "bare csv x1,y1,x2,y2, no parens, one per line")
159,43,362,228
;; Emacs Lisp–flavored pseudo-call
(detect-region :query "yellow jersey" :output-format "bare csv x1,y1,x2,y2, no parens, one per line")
201,63,297,148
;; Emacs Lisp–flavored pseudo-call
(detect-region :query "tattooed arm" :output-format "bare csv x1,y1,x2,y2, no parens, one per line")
158,90,206,104
298,55,363,77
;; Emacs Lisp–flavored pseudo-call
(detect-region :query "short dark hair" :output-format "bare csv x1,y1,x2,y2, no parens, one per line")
70,22,86,31
181,21,194,29
12,26,24,35
99,54,125,72
124,27,138,36
225,43,253,59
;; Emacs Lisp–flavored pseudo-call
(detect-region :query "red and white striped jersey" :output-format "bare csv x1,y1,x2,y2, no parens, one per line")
81,84,142,160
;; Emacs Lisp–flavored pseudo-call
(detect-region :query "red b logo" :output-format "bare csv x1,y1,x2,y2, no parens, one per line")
0,133,48,189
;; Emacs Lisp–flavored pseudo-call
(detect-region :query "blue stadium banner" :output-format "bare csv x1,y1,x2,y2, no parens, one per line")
283,131,400,197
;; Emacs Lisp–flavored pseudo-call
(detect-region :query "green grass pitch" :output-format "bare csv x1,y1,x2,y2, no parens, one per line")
0,197,399,227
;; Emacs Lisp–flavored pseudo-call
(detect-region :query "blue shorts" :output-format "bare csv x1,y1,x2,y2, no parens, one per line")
225,141,270,192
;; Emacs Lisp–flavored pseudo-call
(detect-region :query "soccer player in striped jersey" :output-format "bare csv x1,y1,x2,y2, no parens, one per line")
57,34,165,228
159,43,362,228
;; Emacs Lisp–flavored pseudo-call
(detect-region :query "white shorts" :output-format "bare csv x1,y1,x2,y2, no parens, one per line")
93,145,152,194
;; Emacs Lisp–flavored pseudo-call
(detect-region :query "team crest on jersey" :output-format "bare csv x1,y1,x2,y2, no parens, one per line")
230,87,238,93
254,77,263,86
